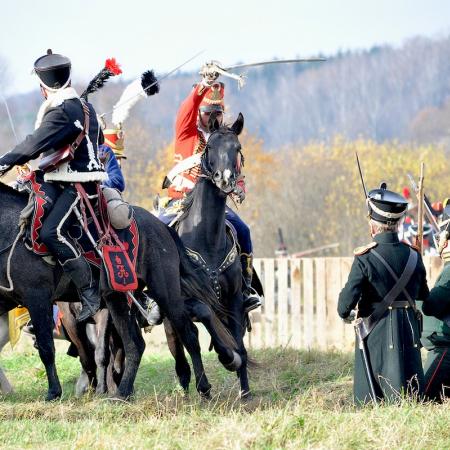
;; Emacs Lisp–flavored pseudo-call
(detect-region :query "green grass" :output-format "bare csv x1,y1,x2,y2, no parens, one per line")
0,347,449,449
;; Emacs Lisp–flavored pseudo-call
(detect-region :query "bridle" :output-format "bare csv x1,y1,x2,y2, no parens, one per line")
200,128,245,194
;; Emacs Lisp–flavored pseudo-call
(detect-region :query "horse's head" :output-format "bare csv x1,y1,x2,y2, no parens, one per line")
201,113,245,194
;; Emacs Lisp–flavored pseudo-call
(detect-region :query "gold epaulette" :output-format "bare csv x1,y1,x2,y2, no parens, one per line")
353,242,378,255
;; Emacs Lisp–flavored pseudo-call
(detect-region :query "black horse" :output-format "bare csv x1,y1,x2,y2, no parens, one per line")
0,182,240,400
165,113,252,398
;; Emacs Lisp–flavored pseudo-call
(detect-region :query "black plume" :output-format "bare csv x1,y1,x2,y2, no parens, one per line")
141,70,159,96
81,68,114,100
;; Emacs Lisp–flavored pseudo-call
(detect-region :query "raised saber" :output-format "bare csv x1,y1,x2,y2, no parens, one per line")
224,58,326,71
202,57,326,89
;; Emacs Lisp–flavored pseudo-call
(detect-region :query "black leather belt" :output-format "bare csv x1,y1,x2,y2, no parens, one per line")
389,301,410,309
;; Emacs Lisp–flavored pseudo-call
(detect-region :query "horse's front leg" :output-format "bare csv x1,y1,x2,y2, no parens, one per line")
163,318,191,392
27,299,62,401
58,302,97,392
185,299,241,371
227,290,251,398
93,308,112,394
105,293,145,400
0,313,13,394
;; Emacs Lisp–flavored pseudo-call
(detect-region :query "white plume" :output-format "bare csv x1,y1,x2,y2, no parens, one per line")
112,78,145,126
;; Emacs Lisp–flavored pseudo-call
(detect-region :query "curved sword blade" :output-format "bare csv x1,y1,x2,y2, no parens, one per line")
224,58,326,71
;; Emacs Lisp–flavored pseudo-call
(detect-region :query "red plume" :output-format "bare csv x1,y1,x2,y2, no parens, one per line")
402,187,410,199
105,58,122,75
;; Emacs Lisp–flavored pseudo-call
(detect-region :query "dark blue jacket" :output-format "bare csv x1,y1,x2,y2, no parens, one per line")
99,144,125,192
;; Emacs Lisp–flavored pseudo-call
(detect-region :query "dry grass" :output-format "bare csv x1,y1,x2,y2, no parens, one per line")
0,345,449,449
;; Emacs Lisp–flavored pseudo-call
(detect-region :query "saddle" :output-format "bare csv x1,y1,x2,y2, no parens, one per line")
19,171,139,292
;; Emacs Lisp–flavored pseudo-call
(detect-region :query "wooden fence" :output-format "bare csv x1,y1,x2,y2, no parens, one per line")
244,256,443,351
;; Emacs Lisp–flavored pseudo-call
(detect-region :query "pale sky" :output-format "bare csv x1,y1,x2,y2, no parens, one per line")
1,0,450,95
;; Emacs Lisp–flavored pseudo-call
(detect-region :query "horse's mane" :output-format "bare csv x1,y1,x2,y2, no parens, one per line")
177,182,199,223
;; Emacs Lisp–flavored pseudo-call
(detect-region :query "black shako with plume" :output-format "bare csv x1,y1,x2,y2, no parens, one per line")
81,58,122,100
111,70,159,126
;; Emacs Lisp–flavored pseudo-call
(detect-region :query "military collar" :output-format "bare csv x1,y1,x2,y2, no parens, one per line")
373,232,400,244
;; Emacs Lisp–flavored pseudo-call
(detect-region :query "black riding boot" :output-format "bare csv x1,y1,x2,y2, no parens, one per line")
62,256,100,323
241,254,262,313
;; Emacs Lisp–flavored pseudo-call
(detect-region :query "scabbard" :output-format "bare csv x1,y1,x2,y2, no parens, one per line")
355,319,378,404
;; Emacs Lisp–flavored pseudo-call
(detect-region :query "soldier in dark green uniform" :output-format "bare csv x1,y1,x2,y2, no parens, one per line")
338,183,429,404
417,226,450,401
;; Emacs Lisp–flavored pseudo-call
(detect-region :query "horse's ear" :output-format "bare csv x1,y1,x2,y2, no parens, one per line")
208,113,221,133
231,113,244,136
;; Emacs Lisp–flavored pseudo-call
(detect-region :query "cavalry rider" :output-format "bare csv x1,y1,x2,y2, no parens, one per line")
158,68,261,313
338,184,429,404
0,50,106,322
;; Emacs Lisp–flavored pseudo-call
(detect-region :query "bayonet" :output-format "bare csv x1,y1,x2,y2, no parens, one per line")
355,152,368,199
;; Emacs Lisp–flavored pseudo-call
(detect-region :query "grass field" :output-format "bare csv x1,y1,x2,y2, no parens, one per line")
0,343,449,449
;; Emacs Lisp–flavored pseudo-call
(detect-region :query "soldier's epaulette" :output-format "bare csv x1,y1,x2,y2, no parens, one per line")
353,242,378,255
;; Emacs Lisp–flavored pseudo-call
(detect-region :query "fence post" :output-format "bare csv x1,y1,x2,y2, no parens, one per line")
277,258,289,347
302,258,314,349
291,259,302,349
315,258,327,350
263,258,275,348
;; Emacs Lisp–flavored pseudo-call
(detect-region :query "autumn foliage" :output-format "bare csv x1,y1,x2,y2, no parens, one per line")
122,134,449,257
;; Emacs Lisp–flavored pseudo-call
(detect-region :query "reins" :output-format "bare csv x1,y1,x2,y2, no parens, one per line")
0,224,26,292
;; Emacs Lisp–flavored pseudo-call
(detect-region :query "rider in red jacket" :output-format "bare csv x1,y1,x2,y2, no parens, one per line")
158,72,261,313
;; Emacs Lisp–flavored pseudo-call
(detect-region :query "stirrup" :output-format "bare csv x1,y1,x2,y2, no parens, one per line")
244,288,262,313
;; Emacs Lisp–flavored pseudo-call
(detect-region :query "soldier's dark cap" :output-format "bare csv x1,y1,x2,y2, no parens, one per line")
367,182,408,224
33,49,71,90
409,223,433,236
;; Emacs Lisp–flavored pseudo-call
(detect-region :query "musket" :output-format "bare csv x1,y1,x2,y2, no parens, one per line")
0,91,19,144
291,242,339,257
355,152,368,199
416,163,425,255
354,320,378,404
276,227,288,257
200,57,326,89
407,173,439,233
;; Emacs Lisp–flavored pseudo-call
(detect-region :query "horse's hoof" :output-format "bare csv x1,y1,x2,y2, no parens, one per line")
179,376,190,392
199,389,212,400
223,351,242,372
95,385,107,396
106,393,131,402
45,390,62,402
240,390,252,401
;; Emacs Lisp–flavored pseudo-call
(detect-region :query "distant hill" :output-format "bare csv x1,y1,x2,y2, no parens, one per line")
1,35,450,151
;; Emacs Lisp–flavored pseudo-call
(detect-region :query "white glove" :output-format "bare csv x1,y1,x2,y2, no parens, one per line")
233,184,246,204
343,310,357,324
200,61,220,87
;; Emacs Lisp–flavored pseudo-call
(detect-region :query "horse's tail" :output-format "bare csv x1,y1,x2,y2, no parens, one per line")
167,227,238,351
